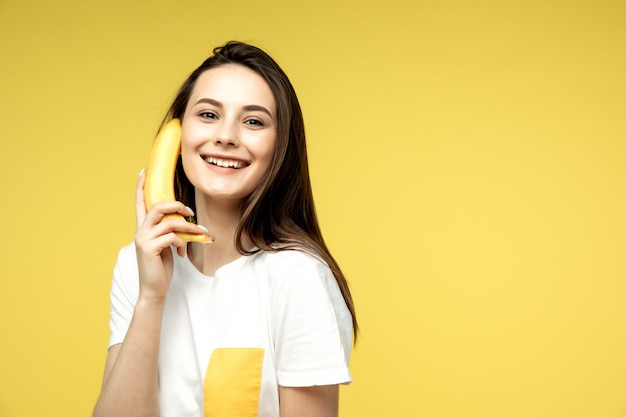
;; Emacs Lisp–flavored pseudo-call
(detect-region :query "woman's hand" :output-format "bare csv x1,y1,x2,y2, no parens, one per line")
134,169,205,301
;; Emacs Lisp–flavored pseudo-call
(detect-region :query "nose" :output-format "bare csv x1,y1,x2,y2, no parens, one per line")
214,119,239,147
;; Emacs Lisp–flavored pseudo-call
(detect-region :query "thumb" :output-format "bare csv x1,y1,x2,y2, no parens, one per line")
135,168,147,229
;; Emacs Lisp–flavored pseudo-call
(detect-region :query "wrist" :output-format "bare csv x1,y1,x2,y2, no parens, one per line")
136,292,168,310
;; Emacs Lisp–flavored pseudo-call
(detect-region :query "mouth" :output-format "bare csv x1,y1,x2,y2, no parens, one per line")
203,156,249,169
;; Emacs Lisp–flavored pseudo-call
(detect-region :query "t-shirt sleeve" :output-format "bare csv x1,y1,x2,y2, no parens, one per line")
271,254,353,387
108,243,140,348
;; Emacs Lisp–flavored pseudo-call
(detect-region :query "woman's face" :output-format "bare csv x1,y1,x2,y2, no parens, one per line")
181,64,277,205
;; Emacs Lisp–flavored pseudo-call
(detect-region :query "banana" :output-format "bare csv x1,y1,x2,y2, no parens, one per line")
144,118,214,244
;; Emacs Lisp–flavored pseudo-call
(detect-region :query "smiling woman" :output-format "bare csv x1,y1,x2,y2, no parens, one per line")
91,41,357,417
181,65,277,203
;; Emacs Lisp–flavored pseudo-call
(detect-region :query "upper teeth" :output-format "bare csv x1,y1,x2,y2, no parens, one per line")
206,156,245,169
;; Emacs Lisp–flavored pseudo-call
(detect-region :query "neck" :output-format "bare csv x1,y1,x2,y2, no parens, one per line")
188,193,252,276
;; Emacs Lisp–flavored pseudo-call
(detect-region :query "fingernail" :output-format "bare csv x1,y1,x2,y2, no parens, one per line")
186,206,195,216
138,168,145,178
197,225,209,233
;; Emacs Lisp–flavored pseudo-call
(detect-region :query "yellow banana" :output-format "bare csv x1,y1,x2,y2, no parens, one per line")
144,118,214,244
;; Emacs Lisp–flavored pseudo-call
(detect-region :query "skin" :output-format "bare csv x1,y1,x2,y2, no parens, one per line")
181,65,278,275
92,65,340,417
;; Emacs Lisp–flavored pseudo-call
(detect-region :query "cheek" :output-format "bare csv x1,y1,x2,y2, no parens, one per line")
179,138,193,165
180,124,204,159
257,134,277,162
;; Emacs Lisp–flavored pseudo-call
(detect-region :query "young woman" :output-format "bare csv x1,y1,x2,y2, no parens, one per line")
93,41,357,417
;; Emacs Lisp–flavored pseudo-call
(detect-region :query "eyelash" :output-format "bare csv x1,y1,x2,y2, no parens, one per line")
199,111,217,119
245,118,264,126
199,111,265,127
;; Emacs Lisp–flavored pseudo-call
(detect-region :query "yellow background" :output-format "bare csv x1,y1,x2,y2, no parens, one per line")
1,0,625,416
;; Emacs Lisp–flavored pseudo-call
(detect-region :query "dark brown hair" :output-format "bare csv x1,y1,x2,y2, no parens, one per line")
162,41,357,339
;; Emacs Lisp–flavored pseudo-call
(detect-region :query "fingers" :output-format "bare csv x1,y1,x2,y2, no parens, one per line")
142,202,196,228
135,201,206,254
132,170,202,301
136,168,198,231
145,211,206,237
138,228,186,257
134,169,205,261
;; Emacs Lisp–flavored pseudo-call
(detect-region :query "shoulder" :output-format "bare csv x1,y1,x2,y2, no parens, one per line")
255,249,350,326
258,250,354,386
256,249,328,276
253,249,333,291
111,242,139,294
115,241,137,266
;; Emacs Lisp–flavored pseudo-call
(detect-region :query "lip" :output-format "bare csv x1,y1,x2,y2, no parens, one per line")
201,153,251,169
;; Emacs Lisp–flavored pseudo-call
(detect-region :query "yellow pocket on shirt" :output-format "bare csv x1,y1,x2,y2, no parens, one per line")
204,347,264,417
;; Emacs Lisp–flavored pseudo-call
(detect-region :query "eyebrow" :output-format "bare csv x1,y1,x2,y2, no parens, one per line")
194,98,273,118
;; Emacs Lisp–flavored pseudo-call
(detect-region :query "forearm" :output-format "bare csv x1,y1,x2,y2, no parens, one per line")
279,385,339,417
93,296,165,417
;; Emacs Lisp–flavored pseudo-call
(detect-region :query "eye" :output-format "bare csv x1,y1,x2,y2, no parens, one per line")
244,118,265,127
199,111,217,119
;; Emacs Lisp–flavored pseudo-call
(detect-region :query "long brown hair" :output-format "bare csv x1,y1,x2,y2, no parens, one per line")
163,41,358,339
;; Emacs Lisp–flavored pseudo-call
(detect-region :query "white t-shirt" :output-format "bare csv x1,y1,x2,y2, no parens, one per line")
109,243,353,417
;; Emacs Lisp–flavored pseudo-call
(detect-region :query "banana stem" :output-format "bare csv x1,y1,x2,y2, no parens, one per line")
178,232,215,244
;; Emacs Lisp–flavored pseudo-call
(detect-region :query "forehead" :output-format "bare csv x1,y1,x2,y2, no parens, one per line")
188,64,276,112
